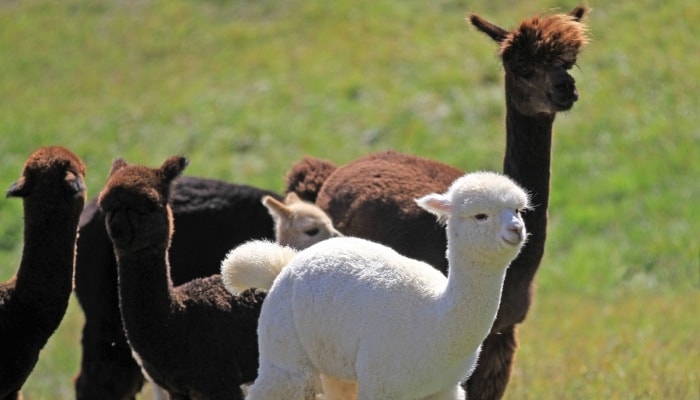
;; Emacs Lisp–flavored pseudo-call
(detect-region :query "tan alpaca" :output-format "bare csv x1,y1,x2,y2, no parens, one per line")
263,192,342,250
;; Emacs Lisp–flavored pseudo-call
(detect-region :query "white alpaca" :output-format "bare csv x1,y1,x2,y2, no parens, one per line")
223,171,529,400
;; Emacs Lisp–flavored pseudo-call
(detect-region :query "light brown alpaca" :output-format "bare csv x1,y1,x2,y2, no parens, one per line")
0,146,86,400
263,192,342,250
285,6,589,399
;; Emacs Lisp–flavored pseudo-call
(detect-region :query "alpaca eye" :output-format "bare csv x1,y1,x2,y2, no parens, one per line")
305,228,320,236
474,214,488,221
514,65,534,79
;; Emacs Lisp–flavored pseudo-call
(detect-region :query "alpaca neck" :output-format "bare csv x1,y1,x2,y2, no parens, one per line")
115,245,175,334
499,94,554,326
434,251,508,358
14,198,79,323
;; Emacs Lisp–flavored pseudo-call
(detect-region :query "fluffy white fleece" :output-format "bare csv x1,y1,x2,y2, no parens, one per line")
222,171,529,400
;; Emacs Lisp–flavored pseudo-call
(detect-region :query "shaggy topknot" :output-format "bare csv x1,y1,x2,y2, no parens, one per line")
500,8,589,67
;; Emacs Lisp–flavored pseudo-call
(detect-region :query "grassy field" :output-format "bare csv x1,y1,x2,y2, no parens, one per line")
1,0,698,398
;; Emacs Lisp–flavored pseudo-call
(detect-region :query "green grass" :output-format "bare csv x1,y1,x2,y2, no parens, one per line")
1,0,698,398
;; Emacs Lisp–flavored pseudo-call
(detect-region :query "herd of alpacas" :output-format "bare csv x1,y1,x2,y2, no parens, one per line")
0,6,589,400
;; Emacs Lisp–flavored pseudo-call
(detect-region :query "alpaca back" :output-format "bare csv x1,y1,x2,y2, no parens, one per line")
256,237,447,370
250,236,474,399
284,156,338,202
287,151,462,272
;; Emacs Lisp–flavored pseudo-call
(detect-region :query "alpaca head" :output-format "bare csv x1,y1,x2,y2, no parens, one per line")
416,172,530,267
98,156,188,254
264,192,342,250
6,146,87,209
470,6,589,116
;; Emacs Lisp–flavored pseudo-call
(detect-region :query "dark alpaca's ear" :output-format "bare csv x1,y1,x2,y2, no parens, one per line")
569,6,587,21
159,156,188,185
6,176,30,198
109,159,129,177
65,171,87,196
469,14,509,43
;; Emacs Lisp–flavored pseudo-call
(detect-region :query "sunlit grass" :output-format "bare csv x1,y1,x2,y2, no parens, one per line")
509,288,700,400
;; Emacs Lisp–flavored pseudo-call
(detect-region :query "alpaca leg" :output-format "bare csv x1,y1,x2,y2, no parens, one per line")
320,374,358,400
74,318,144,400
247,364,316,400
463,325,518,400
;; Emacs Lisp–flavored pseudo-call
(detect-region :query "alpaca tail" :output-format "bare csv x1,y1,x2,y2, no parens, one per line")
220,240,298,295
284,156,337,203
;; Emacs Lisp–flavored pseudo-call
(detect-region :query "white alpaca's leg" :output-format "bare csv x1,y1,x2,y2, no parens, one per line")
247,363,317,400
320,374,358,400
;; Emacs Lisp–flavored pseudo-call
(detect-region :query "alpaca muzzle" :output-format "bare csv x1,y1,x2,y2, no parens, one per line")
105,210,135,247
550,70,578,109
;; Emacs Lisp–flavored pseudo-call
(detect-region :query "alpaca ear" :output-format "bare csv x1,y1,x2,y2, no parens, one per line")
6,176,30,198
284,192,302,205
469,14,509,43
109,159,129,177
415,193,452,222
263,195,291,221
569,6,587,21
65,171,87,196
159,156,188,184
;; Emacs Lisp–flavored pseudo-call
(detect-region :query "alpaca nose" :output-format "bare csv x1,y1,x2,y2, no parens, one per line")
500,212,525,245
551,70,578,108
507,222,524,240
555,78,577,100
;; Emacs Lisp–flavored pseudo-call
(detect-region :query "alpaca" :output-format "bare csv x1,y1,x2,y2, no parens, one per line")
264,192,342,250
284,7,589,399
74,175,280,399
97,155,266,400
221,192,341,296
224,171,529,400
0,146,87,400
222,193,342,295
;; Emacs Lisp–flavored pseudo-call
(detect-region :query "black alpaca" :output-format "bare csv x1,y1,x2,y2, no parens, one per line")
98,156,266,400
74,174,280,399
1,146,87,400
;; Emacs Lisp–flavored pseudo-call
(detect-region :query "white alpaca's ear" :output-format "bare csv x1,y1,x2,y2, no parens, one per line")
416,193,451,223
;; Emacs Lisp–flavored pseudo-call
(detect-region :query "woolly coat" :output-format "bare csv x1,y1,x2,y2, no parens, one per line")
74,175,280,399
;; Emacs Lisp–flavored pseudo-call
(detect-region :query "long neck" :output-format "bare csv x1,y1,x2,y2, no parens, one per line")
498,93,554,327
432,250,509,360
115,245,175,338
14,197,80,330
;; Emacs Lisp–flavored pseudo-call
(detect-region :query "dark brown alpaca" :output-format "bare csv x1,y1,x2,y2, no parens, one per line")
0,146,87,400
74,176,279,399
98,156,265,400
285,7,589,399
